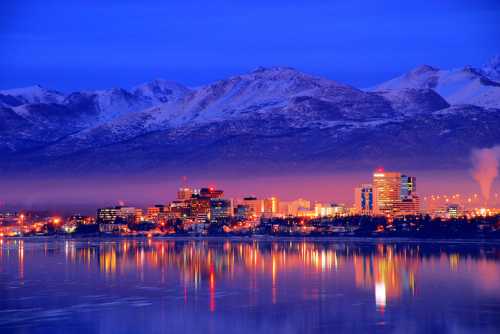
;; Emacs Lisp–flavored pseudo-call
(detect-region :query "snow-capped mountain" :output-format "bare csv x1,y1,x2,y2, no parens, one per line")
0,62,499,175
373,57,500,108
374,88,450,115
482,55,500,81
132,79,192,105
0,85,65,105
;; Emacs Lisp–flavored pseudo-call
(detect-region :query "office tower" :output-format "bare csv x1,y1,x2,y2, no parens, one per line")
394,174,419,215
177,187,195,201
243,196,260,218
210,199,232,222
393,195,420,216
97,207,118,224
189,196,211,223
117,206,136,224
400,175,416,199
314,203,327,217
235,204,250,219
200,187,224,199
167,200,190,219
373,170,420,216
146,205,167,224
262,197,280,218
354,184,373,215
287,198,311,216
134,208,144,223
331,203,346,216
372,170,402,215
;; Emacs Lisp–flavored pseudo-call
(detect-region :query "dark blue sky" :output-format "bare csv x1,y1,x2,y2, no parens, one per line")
1,0,499,91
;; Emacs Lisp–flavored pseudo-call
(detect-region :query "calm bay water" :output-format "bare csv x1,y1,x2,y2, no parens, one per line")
0,238,499,334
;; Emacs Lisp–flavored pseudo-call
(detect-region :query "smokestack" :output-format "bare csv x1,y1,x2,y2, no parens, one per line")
471,146,500,205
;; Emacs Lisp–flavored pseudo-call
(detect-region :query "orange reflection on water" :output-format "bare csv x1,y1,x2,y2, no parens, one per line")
2,239,500,313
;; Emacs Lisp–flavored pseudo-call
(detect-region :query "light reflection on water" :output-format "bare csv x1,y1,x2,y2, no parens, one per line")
0,238,500,333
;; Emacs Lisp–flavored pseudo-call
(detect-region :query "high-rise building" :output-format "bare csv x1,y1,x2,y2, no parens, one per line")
243,196,260,218
209,199,232,222
354,184,373,215
392,195,420,216
372,169,420,216
373,170,402,215
400,175,417,199
235,204,250,219
262,197,280,218
166,201,189,219
189,196,211,223
97,207,118,224
147,205,167,224
177,187,195,201
394,174,419,215
134,208,144,223
117,206,136,224
286,198,311,216
200,187,224,199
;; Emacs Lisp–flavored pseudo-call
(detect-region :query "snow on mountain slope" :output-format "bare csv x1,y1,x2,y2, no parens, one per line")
64,88,153,123
20,67,399,156
482,55,500,81
132,79,192,105
1,80,191,128
138,66,395,129
14,103,500,174
0,80,191,154
374,64,500,108
374,88,450,115
1,62,499,174
0,93,25,108
0,85,65,104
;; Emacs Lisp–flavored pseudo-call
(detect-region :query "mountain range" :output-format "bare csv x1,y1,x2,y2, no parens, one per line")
1,57,499,176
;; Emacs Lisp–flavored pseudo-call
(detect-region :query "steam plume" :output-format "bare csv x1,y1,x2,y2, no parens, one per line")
471,146,500,204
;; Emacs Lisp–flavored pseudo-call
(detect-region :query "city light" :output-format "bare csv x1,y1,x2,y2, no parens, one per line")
0,170,498,238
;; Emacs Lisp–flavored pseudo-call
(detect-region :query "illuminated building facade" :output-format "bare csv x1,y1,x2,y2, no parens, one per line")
117,206,137,224
68,215,94,226
446,204,460,218
262,197,280,218
177,187,195,201
134,208,144,222
166,201,189,219
200,187,224,199
235,204,250,219
97,207,129,233
243,197,260,218
146,205,167,224
392,196,420,216
189,196,211,223
400,175,416,199
372,170,420,216
354,184,373,215
373,171,402,215
97,207,118,224
285,198,311,216
210,199,232,222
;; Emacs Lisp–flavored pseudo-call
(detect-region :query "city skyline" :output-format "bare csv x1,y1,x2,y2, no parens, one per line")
1,167,499,239
1,2,500,333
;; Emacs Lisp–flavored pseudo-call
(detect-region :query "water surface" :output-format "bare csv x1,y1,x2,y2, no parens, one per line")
1,238,499,333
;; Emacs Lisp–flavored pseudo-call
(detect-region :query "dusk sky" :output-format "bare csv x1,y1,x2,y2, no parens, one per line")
1,0,499,91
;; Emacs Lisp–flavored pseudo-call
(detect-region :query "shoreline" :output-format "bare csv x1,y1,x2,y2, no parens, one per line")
4,235,500,245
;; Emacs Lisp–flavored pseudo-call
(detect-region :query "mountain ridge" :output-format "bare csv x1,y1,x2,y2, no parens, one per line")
1,58,499,175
